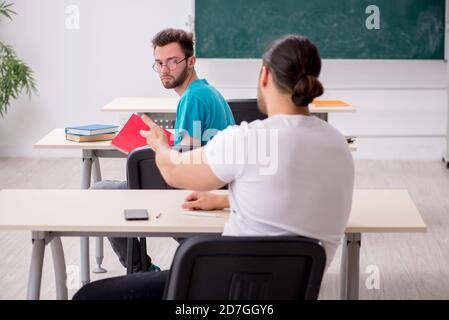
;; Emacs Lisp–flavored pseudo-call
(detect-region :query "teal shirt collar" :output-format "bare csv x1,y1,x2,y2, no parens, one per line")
183,79,209,93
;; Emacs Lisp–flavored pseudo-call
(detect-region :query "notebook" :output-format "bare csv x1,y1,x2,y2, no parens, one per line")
65,124,119,136
111,114,174,154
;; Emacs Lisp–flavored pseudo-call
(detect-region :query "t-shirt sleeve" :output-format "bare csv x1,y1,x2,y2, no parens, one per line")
205,125,247,183
175,95,204,142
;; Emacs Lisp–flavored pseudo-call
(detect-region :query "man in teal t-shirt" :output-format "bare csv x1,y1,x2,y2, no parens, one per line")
152,29,235,146
175,79,235,146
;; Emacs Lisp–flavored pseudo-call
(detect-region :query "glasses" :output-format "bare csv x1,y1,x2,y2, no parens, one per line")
152,57,188,72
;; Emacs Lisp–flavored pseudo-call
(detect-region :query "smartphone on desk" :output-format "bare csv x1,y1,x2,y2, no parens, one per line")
124,209,149,221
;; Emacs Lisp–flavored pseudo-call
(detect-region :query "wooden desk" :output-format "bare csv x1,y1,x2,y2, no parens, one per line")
101,97,357,114
0,189,426,300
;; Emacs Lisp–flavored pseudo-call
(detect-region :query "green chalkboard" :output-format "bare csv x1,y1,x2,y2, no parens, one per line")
195,0,446,59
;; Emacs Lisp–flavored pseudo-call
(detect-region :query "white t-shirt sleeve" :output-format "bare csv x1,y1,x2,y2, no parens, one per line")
205,124,247,183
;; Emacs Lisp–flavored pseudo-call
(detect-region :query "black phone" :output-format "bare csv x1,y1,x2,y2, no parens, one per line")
124,209,149,221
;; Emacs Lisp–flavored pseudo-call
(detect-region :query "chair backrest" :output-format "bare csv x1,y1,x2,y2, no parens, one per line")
227,99,267,125
164,236,326,300
127,146,167,189
127,145,197,190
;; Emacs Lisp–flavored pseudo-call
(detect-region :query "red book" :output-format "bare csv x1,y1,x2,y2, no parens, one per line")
112,114,174,154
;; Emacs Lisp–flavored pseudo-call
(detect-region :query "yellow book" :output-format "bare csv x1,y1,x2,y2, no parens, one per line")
65,133,116,143
311,99,351,107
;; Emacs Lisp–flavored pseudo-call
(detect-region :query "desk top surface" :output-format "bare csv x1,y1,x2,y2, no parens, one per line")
34,128,357,151
0,189,426,234
34,128,172,151
101,97,357,113
34,128,118,150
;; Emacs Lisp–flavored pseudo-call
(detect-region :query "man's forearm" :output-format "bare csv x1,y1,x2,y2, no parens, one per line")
154,145,227,191
155,147,177,185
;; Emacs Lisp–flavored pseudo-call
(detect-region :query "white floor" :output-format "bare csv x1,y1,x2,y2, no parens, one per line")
1,158,449,300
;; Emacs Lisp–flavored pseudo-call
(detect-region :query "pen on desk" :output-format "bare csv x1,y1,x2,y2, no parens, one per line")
155,212,162,219
182,211,221,218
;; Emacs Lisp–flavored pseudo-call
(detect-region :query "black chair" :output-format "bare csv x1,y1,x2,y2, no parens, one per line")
73,235,326,300
227,99,267,124
164,237,326,300
164,235,327,300
125,145,194,274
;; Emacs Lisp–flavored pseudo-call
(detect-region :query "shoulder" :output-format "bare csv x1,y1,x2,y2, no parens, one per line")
178,91,205,111
205,123,248,147
187,81,224,104
218,123,249,138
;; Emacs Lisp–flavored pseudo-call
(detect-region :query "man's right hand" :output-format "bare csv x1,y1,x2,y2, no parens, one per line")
182,191,229,211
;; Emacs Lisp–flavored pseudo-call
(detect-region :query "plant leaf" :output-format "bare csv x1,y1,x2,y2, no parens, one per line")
0,41,38,118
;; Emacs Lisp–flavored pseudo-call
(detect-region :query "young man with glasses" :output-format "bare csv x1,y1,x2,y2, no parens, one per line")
92,28,235,273
152,28,235,146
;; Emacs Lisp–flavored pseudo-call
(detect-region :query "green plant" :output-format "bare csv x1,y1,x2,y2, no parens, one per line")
0,1,37,118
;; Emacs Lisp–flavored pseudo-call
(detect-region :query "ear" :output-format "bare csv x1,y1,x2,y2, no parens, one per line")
187,56,196,69
259,65,269,88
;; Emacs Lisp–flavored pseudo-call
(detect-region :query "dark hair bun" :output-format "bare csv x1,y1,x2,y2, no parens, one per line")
292,74,324,107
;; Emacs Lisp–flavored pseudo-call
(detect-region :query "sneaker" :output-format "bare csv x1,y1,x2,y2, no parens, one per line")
148,263,161,272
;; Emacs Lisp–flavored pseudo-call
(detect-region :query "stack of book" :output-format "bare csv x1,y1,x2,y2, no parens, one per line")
65,124,119,142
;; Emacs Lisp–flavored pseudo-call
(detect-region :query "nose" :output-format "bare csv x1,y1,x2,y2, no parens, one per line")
160,64,170,73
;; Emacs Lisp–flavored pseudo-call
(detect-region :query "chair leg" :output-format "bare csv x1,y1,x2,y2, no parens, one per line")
139,237,148,271
126,238,133,275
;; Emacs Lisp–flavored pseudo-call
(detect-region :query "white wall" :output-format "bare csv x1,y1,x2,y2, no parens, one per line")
0,0,447,159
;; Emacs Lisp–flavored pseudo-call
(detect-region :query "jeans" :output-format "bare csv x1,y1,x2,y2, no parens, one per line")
91,180,152,273
73,270,169,300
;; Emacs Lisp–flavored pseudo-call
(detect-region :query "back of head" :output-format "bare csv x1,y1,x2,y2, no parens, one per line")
151,28,195,58
262,35,324,107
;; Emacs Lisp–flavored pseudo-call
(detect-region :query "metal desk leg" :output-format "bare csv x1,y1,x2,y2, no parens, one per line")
50,237,68,300
81,150,93,189
92,155,102,183
339,235,348,300
93,237,106,273
80,237,90,286
80,150,92,285
27,232,46,300
339,232,361,300
92,155,107,274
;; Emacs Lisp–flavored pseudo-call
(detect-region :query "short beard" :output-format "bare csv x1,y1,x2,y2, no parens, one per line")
162,65,190,89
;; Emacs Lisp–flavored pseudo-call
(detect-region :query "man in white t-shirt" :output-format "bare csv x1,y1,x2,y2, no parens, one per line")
74,34,354,300
183,113,354,265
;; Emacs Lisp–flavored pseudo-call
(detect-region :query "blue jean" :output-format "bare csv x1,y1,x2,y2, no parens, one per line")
73,270,168,300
